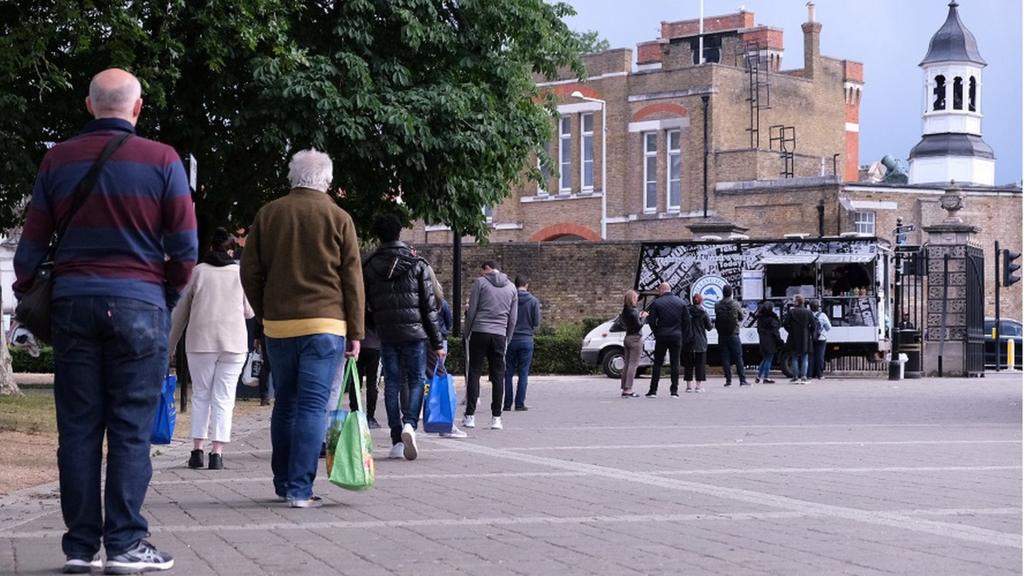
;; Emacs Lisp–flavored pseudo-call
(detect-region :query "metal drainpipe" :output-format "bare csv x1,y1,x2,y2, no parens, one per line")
702,95,710,219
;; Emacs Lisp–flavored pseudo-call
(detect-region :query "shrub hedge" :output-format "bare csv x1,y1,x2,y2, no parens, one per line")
11,347,55,373
442,318,604,375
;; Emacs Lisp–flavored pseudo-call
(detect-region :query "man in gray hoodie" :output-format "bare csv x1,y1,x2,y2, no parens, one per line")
464,260,518,431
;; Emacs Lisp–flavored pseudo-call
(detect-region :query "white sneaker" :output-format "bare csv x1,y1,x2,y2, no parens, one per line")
288,495,323,509
401,424,418,460
63,555,102,573
463,415,476,428
388,443,404,459
491,416,503,430
440,426,468,439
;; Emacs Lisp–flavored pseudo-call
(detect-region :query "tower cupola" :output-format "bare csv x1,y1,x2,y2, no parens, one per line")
908,1,994,186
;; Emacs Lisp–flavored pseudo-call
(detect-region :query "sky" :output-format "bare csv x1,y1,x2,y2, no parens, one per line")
563,0,1023,185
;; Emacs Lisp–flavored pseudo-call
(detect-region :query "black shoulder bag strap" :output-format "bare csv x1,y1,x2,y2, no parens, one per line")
47,131,132,259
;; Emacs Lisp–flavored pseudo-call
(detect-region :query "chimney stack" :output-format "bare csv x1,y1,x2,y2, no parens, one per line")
802,1,821,79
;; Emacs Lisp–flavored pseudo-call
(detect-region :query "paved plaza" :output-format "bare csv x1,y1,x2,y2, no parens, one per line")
1,373,1021,575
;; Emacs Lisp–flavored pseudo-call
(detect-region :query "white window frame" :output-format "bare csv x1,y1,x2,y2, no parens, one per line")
580,112,594,191
854,211,875,235
666,129,681,211
643,132,657,213
559,116,572,194
537,148,550,196
483,205,494,224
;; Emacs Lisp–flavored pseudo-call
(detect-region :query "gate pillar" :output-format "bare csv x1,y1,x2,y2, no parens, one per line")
922,184,983,377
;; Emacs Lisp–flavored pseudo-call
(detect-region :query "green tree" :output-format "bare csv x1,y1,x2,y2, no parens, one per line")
0,0,584,241
574,30,611,54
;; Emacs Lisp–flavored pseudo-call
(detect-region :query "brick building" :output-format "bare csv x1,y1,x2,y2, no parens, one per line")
407,3,1021,322
409,5,864,244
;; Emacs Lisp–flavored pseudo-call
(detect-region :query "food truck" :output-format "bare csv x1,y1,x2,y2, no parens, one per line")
634,236,893,371
581,236,894,378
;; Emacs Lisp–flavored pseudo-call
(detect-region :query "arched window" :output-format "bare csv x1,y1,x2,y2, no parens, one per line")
953,76,963,110
933,75,946,110
968,76,977,112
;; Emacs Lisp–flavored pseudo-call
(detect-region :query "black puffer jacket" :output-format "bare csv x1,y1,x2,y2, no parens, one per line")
363,241,443,349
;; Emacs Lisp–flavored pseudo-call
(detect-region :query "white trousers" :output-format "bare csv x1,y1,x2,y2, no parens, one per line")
187,351,247,443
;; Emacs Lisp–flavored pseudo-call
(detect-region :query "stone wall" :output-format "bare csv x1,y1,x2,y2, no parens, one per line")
414,241,643,328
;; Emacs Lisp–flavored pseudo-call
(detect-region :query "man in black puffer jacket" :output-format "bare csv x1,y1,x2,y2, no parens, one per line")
645,282,691,398
363,215,446,462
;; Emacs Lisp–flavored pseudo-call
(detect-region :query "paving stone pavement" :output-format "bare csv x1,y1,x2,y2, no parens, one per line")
1,373,1021,575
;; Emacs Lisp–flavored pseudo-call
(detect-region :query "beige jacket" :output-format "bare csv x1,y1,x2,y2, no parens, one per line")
170,262,255,354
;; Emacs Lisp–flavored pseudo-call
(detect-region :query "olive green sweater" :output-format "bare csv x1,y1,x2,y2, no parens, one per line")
240,188,365,340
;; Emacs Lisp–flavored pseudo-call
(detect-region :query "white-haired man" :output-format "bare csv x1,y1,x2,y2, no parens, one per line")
14,68,197,574
241,149,364,508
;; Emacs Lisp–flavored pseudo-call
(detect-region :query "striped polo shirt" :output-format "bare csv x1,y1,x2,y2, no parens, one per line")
13,118,198,309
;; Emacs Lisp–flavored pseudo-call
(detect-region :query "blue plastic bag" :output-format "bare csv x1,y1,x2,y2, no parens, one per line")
150,375,177,445
423,361,456,433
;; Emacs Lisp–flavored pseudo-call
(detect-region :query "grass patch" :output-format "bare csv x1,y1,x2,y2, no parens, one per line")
0,389,57,435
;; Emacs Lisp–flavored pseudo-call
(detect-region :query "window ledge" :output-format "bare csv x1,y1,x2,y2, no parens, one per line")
521,191,604,203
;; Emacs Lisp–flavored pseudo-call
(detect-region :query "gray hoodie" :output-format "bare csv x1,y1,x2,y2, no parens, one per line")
465,270,518,340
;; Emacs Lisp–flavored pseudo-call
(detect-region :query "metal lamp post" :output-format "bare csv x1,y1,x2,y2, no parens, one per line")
570,91,607,239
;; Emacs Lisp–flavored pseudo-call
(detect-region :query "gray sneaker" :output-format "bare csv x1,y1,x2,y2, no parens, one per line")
104,540,173,574
63,554,101,574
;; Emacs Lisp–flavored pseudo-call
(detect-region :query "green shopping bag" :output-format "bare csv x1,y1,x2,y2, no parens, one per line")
328,359,375,491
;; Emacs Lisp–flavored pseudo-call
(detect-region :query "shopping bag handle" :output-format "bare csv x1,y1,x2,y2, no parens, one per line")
338,358,363,413
434,357,447,376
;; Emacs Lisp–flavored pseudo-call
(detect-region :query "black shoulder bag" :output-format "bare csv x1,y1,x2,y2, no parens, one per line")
16,132,132,343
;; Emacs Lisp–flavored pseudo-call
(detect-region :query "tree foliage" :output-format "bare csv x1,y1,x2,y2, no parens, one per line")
0,0,584,240
574,30,611,54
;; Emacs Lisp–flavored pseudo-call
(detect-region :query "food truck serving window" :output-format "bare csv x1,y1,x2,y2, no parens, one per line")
820,254,875,297
760,254,818,299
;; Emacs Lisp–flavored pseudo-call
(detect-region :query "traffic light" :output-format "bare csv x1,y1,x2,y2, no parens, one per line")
1004,249,1022,287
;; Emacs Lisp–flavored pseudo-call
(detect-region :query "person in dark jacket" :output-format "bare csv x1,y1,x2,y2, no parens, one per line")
348,326,381,429
684,294,713,393
754,301,782,384
363,215,445,461
714,284,748,386
619,290,645,397
782,294,816,384
645,283,690,398
504,275,541,411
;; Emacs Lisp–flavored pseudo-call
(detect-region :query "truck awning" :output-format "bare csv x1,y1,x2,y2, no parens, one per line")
816,254,875,264
759,254,818,265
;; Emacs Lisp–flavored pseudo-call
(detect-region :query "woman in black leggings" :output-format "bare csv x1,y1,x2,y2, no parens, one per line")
684,294,713,393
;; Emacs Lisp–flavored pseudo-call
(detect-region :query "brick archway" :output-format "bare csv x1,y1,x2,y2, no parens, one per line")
631,102,689,122
529,223,601,242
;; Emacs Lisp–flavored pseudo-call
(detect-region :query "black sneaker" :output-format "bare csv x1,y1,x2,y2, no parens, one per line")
105,540,173,574
63,555,101,573
367,417,381,429
502,405,512,412
723,382,732,387
187,449,204,469
208,453,223,470
319,443,327,459
645,391,657,398
514,405,529,411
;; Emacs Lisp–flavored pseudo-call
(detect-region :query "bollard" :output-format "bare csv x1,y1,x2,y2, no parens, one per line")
1009,339,1016,370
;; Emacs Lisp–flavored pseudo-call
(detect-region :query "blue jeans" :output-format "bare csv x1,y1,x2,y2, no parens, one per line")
719,334,747,384
791,353,810,380
51,297,168,558
758,351,775,380
812,340,827,378
503,337,534,409
381,340,427,445
266,333,345,501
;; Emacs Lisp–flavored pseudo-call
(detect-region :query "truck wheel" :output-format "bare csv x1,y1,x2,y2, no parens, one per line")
601,347,625,379
777,350,794,379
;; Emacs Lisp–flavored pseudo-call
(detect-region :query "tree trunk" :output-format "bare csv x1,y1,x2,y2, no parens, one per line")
0,318,20,396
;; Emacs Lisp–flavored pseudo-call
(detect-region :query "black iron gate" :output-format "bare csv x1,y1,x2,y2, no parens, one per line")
895,246,926,377
965,246,986,376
